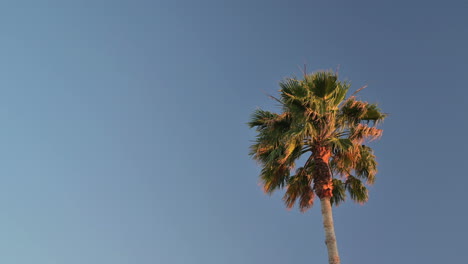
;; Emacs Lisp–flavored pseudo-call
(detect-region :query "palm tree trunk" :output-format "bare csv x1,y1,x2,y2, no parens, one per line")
320,197,340,264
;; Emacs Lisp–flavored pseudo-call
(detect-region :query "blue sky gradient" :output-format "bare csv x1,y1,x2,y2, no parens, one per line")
0,1,467,263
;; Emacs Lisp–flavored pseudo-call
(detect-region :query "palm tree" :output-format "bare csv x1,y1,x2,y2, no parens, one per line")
248,70,386,264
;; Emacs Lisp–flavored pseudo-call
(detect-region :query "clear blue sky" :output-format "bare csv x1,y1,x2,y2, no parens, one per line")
0,1,467,263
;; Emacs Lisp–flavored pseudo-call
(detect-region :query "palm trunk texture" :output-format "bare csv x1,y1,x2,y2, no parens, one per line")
320,197,340,264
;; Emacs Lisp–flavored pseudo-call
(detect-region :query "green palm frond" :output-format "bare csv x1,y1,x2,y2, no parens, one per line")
280,78,308,101
363,104,387,124
306,71,338,98
354,145,378,184
339,97,387,126
260,165,290,193
345,175,368,203
330,82,350,108
330,179,346,206
328,138,353,154
248,109,278,129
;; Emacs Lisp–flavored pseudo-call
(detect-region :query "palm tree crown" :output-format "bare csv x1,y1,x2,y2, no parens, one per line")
249,70,386,212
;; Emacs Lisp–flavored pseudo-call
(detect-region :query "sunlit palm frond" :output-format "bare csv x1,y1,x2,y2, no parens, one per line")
354,145,378,185
350,123,383,143
283,167,315,211
339,97,387,126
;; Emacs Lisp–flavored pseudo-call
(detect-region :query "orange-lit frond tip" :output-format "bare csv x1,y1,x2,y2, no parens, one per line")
352,124,383,142
343,96,367,108
366,127,383,141
261,181,273,194
283,188,297,210
355,192,369,205
299,187,315,213
349,99,367,109
257,147,270,155
349,143,361,154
